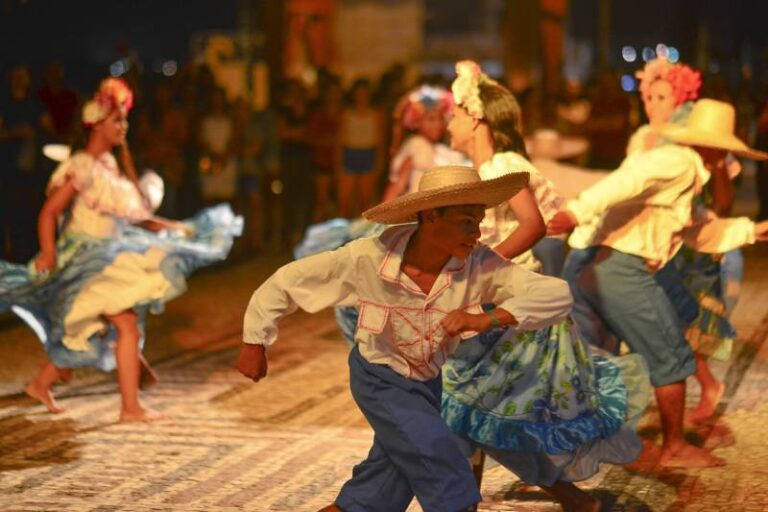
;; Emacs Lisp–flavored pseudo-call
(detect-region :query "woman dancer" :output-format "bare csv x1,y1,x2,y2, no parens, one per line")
442,61,648,511
0,78,241,421
382,84,466,200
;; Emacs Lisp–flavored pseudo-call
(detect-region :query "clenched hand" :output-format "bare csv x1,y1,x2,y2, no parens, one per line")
237,343,268,382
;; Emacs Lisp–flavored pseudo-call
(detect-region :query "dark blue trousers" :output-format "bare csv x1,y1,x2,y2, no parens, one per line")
336,347,480,512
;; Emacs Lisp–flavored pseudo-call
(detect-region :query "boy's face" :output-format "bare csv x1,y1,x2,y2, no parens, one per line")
422,204,485,260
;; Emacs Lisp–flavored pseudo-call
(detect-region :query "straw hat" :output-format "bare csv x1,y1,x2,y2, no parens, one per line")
656,99,767,160
363,165,529,224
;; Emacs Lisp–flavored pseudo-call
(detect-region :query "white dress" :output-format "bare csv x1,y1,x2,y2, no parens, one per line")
0,151,242,370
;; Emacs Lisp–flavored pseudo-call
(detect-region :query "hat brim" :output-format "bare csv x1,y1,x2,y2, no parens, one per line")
657,124,768,161
363,171,530,224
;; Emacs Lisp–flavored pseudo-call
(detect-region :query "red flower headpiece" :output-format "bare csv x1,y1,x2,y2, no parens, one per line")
636,57,702,106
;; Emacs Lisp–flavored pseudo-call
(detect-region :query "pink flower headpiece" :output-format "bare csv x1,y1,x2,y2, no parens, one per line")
636,57,702,106
451,60,497,120
394,85,454,130
82,78,134,127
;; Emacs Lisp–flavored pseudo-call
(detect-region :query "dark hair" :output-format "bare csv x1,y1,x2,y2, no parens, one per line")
416,206,449,224
478,81,529,159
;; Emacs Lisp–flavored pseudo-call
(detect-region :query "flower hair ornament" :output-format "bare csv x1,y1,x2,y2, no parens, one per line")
394,85,454,131
390,85,454,155
451,60,498,121
82,78,134,127
636,57,702,106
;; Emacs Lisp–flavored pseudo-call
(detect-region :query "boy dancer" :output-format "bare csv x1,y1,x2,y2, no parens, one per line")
548,99,768,468
238,166,573,512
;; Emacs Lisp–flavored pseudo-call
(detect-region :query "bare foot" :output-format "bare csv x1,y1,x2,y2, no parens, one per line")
119,407,166,422
689,381,725,423
659,444,725,468
542,481,602,512
25,382,65,414
621,440,661,473
139,355,159,389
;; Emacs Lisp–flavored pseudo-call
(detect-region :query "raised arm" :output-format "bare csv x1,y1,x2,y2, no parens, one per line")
493,186,546,259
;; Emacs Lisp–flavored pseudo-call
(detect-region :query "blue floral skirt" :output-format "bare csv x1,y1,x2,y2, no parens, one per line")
673,247,736,361
442,321,650,484
0,204,242,372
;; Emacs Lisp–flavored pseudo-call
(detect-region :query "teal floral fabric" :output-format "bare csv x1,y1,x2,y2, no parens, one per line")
442,320,629,454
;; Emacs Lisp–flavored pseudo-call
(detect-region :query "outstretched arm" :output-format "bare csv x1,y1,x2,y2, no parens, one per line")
239,245,356,382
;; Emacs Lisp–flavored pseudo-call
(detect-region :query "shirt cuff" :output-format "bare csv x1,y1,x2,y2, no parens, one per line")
565,199,593,225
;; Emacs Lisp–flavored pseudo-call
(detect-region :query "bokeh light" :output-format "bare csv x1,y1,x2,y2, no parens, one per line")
656,43,669,59
667,47,680,63
622,46,637,63
161,60,178,77
620,74,636,92
109,60,126,77
641,47,655,62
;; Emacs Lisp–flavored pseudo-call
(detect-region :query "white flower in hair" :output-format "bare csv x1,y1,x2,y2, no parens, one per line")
452,60,486,120
81,78,134,126
82,100,106,125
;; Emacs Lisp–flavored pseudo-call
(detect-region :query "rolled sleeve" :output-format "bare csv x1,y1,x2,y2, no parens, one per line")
242,246,355,345
481,254,573,330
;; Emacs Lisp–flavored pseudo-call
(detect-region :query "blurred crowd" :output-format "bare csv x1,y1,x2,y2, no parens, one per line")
3,59,768,264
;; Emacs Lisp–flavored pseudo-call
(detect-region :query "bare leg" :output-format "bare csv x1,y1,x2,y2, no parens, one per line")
689,355,725,423
138,354,159,389
107,310,164,422
656,381,724,467
336,172,355,218
25,360,69,413
539,480,601,512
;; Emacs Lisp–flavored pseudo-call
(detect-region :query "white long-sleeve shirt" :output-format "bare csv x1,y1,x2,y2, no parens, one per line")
243,225,572,381
566,145,755,268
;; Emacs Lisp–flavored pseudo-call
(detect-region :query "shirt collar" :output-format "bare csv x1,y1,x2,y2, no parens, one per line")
377,225,467,296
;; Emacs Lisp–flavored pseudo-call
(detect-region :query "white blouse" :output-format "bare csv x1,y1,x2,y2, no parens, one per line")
478,152,565,269
48,152,156,239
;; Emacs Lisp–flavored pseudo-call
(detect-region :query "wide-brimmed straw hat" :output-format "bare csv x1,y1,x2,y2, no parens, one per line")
656,99,767,160
363,165,529,224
